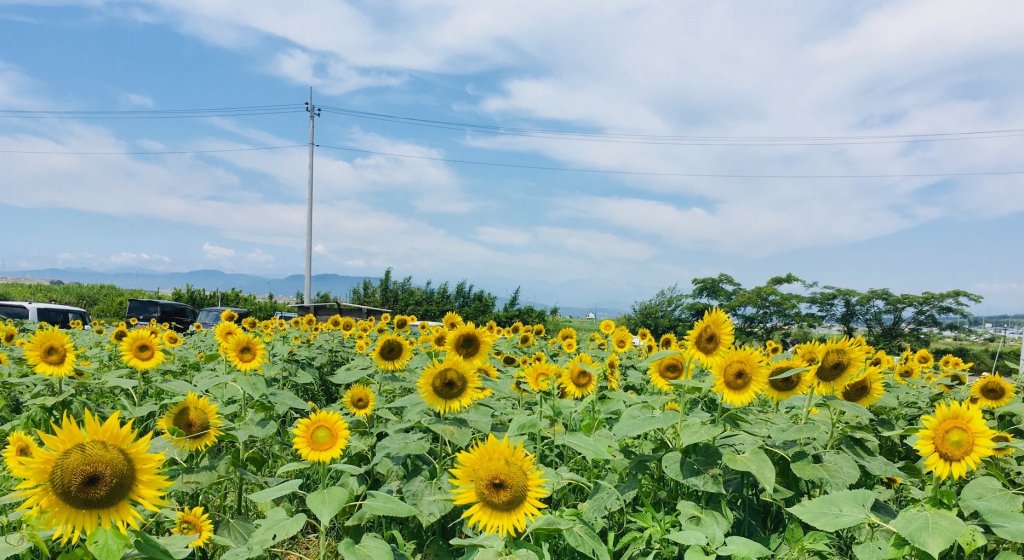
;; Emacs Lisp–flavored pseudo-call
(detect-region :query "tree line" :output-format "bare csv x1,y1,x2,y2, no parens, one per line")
624,273,983,353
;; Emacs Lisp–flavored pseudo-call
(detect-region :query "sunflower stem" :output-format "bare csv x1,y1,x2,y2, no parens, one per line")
318,462,328,560
800,385,817,424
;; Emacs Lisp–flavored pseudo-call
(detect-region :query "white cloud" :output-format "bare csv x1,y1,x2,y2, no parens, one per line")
246,248,274,263
202,243,235,260
119,92,154,108
108,252,172,267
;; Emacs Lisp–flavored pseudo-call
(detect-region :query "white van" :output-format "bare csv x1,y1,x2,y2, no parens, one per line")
0,301,92,329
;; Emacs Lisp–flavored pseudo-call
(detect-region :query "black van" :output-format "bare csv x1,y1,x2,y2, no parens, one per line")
125,299,198,332
196,306,251,329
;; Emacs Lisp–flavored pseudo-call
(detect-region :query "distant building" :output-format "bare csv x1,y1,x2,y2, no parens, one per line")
586,312,596,319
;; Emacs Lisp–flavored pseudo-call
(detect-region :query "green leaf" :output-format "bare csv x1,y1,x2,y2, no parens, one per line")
358,491,418,518
557,432,615,461
664,530,707,547
662,444,724,493
613,406,680,439
404,476,454,528
306,485,352,527
890,508,965,560
523,514,575,535
677,420,724,449
132,531,180,560
561,520,610,560
717,536,772,558
978,510,1024,543
960,476,1023,517
507,415,542,437
0,534,31,560
330,364,373,385
786,489,876,532
86,527,131,560
427,421,473,447
768,367,806,380
247,478,303,503
248,508,308,549
338,533,394,560
722,448,775,495
790,451,860,490
957,525,988,556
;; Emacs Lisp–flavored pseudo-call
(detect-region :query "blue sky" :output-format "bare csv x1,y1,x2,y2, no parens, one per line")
1,1,1023,313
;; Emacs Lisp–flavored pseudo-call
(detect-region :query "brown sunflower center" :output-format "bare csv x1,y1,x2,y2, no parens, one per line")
50,441,136,510
992,433,1010,444
501,355,518,367
3,332,16,344
351,395,369,409
571,368,593,387
694,325,720,355
453,333,482,359
935,422,975,461
722,362,752,391
378,339,405,362
42,343,67,365
768,367,800,392
178,520,199,535
916,355,930,365
659,360,685,381
133,342,155,361
235,344,256,363
15,444,32,458
816,349,851,382
475,463,530,512
980,381,1007,401
431,368,469,399
173,406,212,438
841,379,870,402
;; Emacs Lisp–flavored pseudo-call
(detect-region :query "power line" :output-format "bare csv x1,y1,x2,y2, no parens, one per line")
0,104,304,120
0,145,305,155
320,105,1024,146
316,142,1024,179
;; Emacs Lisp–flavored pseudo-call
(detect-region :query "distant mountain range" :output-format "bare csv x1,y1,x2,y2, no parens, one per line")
3,268,373,300
1,267,629,317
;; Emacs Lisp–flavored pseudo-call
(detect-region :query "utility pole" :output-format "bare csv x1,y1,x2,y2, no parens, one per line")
304,88,320,306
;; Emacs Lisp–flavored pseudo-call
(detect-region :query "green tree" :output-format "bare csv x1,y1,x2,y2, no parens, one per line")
809,286,864,338
859,289,982,352
624,284,690,339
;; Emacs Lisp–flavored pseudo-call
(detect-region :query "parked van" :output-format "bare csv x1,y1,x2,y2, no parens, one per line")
0,301,91,329
196,306,251,329
125,299,197,332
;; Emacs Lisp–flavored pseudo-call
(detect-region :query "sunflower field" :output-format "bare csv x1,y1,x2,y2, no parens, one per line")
1,310,1023,560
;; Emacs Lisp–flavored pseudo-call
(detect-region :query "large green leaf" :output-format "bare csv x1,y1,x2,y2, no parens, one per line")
247,478,303,503
960,476,1023,517
86,527,131,560
338,533,394,560
356,491,419,518
662,444,724,493
717,536,773,559
722,447,775,495
678,420,724,449
306,485,352,527
561,519,610,560
786,489,876,532
890,508,965,560
978,510,1024,543
613,406,680,439
790,451,860,490
557,431,615,461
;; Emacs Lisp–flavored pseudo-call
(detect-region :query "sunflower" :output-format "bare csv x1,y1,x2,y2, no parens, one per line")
418,357,482,414
477,362,500,379
3,431,39,479
648,352,690,392
379,312,391,324
447,323,494,364
354,339,369,353
443,311,464,331
0,351,9,367
559,354,598,399
522,362,560,392
517,332,536,348
393,315,410,331
292,410,350,463
162,330,183,348
605,353,621,390
610,328,633,354
598,319,616,335
532,324,546,337
214,321,242,346
371,334,414,372
14,410,169,543
711,347,768,407
171,506,214,549
222,332,267,373
794,341,822,367
509,322,525,336
449,434,548,537
938,354,959,370
763,357,812,401
811,338,866,395
430,329,448,351
289,317,303,329
840,367,886,407
556,327,577,343
561,338,578,354
157,393,223,452
991,432,1015,458
23,327,77,377
936,370,968,393
219,309,238,323
970,374,1015,409
342,385,376,417
1,324,17,345
867,350,894,370
763,340,782,358
914,401,995,480
658,333,678,351
684,308,735,366
302,314,317,329
913,349,935,369
893,360,920,383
